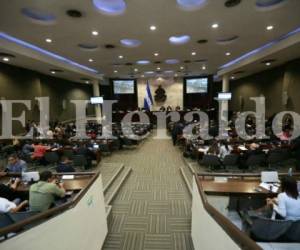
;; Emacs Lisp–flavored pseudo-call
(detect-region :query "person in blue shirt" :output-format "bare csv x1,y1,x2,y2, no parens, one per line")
56,156,75,173
6,154,27,173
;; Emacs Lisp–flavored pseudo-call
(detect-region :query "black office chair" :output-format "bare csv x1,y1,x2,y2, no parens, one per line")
0,213,14,239
44,152,59,165
246,154,266,171
199,155,221,171
63,150,74,160
267,150,285,169
222,154,239,171
73,155,88,170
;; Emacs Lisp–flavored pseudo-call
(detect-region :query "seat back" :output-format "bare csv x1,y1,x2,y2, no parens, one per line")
44,152,59,164
246,154,266,167
223,154,239,166
0,213,13,229
63,150,74,160
73,155,87,167
283,220,300,242
250,217,292,242
200,155,221,167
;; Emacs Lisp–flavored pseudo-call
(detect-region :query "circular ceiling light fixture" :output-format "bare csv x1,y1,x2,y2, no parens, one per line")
216,35,239,45
0,53,15,62
21,7,56,24
120,39,142,48
78,43,99,50
136,60,150,65
93,0,126,15
177,0,207,10
165,59,180,64
256,0,287,10
169,35,191,45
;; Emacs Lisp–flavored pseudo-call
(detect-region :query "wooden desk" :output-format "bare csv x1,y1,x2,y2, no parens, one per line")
201,179,270,196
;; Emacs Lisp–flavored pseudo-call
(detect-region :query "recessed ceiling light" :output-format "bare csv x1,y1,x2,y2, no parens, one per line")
266,25,274,31
226,52,231,56
202,65,206,70
157,67,161,70
180,66,184,70
169,35,191,45
137,60,150,65
191,52,196,56
154,53,159,56
114,70,118,73
231,76,235,80
175,74,178,77
2,57,10,62
266,62,271,66
141,74,145,77
134,68,138,72
85,80,90,84
119,55,123,59
92,30,99,36
150,25,157,31
88,58,94,62
45,38,52,43
50,70,56,74
211,23,219,29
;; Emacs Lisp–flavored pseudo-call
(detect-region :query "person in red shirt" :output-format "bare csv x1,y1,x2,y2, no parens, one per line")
31,142,50,160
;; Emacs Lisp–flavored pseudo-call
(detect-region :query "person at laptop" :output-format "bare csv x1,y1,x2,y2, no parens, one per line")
0,197,28,213
29,171,65,212
6,154,27,173
0,175,29,201
267,176,300,221
56,156,75,173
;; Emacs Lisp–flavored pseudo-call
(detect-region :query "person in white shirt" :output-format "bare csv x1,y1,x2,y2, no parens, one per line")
268,176,300,221
0,197,28,213
219,141,233,160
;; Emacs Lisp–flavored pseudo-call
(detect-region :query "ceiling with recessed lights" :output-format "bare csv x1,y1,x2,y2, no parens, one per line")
0,0,300,84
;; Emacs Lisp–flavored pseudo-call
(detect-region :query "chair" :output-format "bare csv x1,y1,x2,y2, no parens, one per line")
222,154,239,171
63,150,74,160
98,144,111,155
73,155,87,170
44,152,59,164
249,217,293,242
199,155,221,171
246,154,266,171
0,213,14,239
283,220,300,242
267,150,285,169
8,211,40,230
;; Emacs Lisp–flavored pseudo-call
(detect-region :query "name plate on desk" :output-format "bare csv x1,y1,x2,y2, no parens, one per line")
62,175,75,180
214,177,228,183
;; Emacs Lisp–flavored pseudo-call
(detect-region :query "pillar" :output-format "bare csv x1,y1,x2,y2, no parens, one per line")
92,80,102,123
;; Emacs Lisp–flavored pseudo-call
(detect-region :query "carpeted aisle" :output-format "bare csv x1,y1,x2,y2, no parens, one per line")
102,135,194,250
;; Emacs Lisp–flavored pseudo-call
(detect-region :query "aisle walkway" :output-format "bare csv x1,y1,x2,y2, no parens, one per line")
102,135,193,250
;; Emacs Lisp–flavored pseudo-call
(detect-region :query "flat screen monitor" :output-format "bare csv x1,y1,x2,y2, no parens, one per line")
90,96,104,104
186,78,208,93
113,80,135,94
218,92,232,100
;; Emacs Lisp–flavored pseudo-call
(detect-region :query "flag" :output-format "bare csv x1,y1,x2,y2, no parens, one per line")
143,81,153,111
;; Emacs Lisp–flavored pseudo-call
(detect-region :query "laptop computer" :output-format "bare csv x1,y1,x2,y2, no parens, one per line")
261,171,279,183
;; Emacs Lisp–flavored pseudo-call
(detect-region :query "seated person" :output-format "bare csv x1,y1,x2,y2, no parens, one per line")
29,171,65,212
207,140,220,156
31,141,49,160
6,154,27,173
0,197,28,213
268,176,300,221
22,140,34,158
56,156,75,173
219,141,232,160
0,175,29,201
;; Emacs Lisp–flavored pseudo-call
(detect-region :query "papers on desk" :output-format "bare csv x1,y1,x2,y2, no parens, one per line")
214,177,228,183
238,145,247,151
62,175,75,180
259,182,279,193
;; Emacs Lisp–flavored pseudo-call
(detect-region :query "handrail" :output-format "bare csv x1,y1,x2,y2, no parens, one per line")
195,175,262,250
0,171,99,237
197,172,300,179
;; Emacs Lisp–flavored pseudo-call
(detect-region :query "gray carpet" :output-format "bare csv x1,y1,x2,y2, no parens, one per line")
102,135,194,250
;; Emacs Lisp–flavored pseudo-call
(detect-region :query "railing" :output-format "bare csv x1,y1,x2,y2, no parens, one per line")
195,174,262,250
0,171,99,238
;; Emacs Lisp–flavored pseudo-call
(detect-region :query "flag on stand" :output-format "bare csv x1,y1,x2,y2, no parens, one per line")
143,80,153,111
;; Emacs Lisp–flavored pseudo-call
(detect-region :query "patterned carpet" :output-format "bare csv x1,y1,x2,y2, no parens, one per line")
102,135,194,250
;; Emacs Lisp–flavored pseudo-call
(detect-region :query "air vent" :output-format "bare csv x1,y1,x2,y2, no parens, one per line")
104,44,116,49
225,0,242,8
66,9,83,18
197,39,208,44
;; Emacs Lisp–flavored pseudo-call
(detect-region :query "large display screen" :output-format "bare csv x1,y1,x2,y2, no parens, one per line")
186,78,208,93
113,80,135,94
90,96,104,104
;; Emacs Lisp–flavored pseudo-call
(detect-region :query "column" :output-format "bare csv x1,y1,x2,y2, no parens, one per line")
220,75,230,125
92,80,102,123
